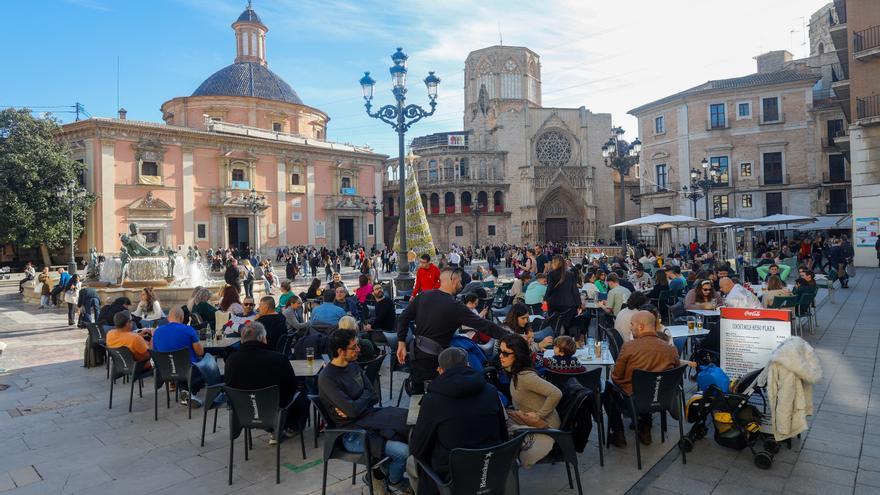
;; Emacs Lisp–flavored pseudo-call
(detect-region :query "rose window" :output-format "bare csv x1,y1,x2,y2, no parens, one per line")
535,131,572,167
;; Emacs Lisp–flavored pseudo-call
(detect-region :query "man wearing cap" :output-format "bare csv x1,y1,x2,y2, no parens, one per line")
407,347,508,495
104,310,152,371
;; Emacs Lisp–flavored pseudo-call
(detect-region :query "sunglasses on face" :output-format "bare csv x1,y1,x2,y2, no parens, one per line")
499,350,514,357
243,303,255,306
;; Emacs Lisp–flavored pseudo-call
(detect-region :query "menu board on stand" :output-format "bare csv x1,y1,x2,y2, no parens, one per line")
719,307,792,380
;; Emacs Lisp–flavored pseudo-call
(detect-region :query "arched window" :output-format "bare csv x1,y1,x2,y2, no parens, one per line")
341,177,351,189
429,193,440,215
444,192,456,214
501,59,521,99
444,158,454,181
478,160,488,180
461,191,472,213
459,158,469,179
493,191,504,212
477,191,489,212
817,42,824,55
477,62,495,99
428,160,438,182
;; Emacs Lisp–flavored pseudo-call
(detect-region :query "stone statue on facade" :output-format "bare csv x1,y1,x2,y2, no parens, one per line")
118,247,132,285
119,222,160,257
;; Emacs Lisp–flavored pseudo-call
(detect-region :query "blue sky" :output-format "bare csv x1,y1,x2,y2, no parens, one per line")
4,0,830,157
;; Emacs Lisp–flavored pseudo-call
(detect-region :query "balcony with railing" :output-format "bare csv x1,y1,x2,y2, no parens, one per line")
822,128,850,149
813,88,838,109
857,95,880,124
823,169,851,183
854,25,880,60
759,112,786,125
761,173,790,187
705,119,730,131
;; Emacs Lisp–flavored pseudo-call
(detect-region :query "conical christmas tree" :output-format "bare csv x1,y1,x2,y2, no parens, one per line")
393,162,436,258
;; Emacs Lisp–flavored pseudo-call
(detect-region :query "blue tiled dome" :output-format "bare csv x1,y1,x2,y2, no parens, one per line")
236,7,265,27
192,62,303,105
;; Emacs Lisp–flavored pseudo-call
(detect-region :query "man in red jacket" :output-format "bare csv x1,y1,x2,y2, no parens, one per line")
412,254,441,296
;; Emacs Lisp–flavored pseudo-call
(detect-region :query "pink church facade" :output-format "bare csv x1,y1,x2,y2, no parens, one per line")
57,5,386,256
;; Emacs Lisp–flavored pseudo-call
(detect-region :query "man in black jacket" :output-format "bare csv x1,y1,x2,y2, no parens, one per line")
77,286,101,325
224,259,241,292
408,347,507,495
97,297,133,328
255,296,288,351
396,268,509,394
224,321,307,440
364,285,396,332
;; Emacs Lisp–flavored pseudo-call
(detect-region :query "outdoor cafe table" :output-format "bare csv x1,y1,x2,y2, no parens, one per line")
686,309,721,317
290,359,324,377
199,336,240,353
665,325,710,357
541,348,614,368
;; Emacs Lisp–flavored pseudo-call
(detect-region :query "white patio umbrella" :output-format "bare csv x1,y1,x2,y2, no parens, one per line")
751,214,817,244
610,214,710,228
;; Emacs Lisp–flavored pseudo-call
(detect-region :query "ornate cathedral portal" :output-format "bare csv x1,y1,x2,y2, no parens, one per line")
537,187,588,243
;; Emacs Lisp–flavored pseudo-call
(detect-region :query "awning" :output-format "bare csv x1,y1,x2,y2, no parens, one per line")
611,214,711,228
794,215,852,231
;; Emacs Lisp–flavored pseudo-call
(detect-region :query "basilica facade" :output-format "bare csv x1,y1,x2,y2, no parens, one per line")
383,46,615,248
57,5,386,258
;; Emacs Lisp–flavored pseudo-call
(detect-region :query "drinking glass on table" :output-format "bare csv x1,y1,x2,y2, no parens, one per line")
687,316,695,333
696,316,704,331
306,347,315,366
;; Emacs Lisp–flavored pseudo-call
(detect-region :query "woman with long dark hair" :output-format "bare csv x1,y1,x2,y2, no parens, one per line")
543,255,581,334
498,334,562,467
218,284,243,314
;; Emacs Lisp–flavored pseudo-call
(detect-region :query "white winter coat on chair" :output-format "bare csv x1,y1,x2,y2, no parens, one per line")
759,337,822,441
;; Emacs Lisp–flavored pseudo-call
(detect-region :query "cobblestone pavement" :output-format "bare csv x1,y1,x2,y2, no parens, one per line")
0,265,868,494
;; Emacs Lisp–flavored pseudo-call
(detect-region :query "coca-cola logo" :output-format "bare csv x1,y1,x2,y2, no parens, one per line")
743,311,762,317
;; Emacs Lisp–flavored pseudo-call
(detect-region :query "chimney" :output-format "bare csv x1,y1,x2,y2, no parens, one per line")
754,50,793,73
117,108,127,120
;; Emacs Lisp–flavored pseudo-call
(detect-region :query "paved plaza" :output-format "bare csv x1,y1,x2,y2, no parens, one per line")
0,267,878,494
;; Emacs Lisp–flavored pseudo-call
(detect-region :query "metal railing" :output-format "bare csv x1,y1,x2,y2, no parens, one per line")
762,173,790,186
857,95,880,120
826,202,851,215
706,119,729,131
813,89,837,108
823,170,851,183
854,25,880,53
759,112,785,125
822,128,850,148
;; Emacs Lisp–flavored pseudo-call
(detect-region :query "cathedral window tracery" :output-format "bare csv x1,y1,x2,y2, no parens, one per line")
535,130,572,167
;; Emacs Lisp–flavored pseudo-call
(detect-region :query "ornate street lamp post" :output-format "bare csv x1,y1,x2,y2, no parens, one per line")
687,157,719,242
240,187,267,256
602,127,641,256
55,180,88,274
363,196,382,251
361,48,440,291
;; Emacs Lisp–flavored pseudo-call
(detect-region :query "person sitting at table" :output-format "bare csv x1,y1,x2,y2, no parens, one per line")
614,269,637,293
237,296,258,318
153,307,204,406
408,347,508,495
305,277,322,300
719,277,761,309
582,270,600,301
713,265,731,292
333,286,360,320
630,265,653,290
499,334,562,467
645,269,669,299
757,262,791,283
523,272,548,315
282,294,309,333
311,290,345,326
276,280,295,312
505,303,553,357
666,266,687,292
355,274,373,305
105,310,152,371
604,310,680,448
762,275,792,308
224,321,309,445
132,287,163,323
684,279,723,310
542,335,586,374
218,284,243,315
508,271,531,302
98,296,133,329
327,271,346,291
319,328,412,494
594,271,609,293
364,284,396,334
599,273,631,316
188,287,217,329
337,315,377,362
614,292,648,342
255,295,288,350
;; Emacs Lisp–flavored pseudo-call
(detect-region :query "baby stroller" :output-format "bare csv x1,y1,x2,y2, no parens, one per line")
682,371,783,469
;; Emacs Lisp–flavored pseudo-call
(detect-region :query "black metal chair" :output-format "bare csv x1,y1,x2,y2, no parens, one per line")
151,348,195,421
85,323,108,375
359,352,386,406
225,385,303,484
106,346,152,412
608,365,688,469
414,434,527,495
388,351,410,406
310,394,385,495
543,367,605,469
